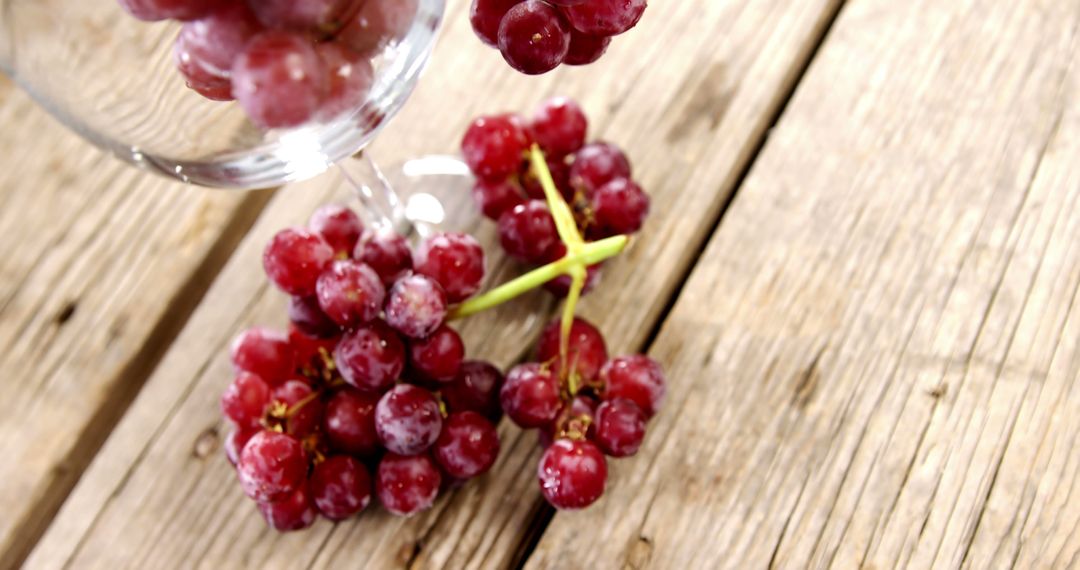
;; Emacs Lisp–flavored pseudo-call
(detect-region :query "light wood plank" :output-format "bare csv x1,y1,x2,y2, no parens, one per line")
0,77,268,568
23,0,844,567
527,0,1080,567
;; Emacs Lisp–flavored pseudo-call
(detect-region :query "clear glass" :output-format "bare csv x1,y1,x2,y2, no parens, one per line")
0,0,443,189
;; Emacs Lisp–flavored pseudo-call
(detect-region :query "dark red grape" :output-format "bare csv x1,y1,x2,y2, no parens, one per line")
569,142,631,196
249,0,353,30
384,274,448,339
221,371,271,430
258,484,317,531
263,227,335,296
232,31,328,129
443,360,504,419
593,398,646,457
537,439,607,509
353,228,414,285
288,295,339,339
469,0,522,46
408,324,465,383
288,324,340,373
271,379,323,438
375,384,443,455
497,0,571,75
599,354,665,418
230,328,295,385
310,455,372,520
500,363,562,428
334,321,406,392
225,427,257,466
237,430,308,502
376,453,442,516
413,233,486,303
434,411,500,479
337,0,418,54
535,317,608,382
591,178,649,236
118,0,216,22
316,260,385,328
317,42,376,119
564,30,611,65
497,200,560,264
531,97,588,157
563,0,647,36
473,178,526,220
542,394,597,445
309,203,364,255
175,2,262,80
323,388,381,456
461,114,531,181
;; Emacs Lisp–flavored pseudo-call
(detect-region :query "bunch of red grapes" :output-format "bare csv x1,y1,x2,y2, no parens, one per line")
506,317,666,509
470,0,646,74
464,96,650,297
117,0,417,129
222,204,505,530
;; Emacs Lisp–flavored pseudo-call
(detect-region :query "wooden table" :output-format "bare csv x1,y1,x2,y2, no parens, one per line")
3,0,1078,567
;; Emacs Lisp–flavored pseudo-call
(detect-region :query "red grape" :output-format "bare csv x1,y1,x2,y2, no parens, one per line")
317,42,376,119
461,114,531,181
537,439,607,509
541,394,597,446
563,0,647,37
497,0,571,75
118,0,216,22
337,0,419,54
308,203,363,255
375,384,443,456
175,2,262,80
232,31,328,129
334,321,406,392
599,355,665,417
237,430,308,502
593,398,646,457
310,455,372,520
258,484,317,531
434,411,500,479
568,142,631,196
287,295,339,339
442,360,504,419
288,324,340,372
535,317,608,382
384,274,448,339
469,0,523,47
263,227,335,296
316,260,386,328
413,233,486,303
221,371,270,430
500,363,562,428
376,453,442,516
225,427,257,466
564,30,611,65
323,388,381,456
230,328,295,385
497,200,560,264
353,228,414,285
591,178,649,236
175,47,233,101
249,0,353,31
271,379,323,438
531,97,588,157
408,324,466,383
472,178,526,220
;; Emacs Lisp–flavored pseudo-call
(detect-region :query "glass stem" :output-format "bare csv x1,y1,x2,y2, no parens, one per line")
336,151,415,237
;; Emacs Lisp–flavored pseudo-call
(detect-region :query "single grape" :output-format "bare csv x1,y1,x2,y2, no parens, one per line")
221,371,271,429
497,0,571,75
317,42,376,119
353,228,414,286
271,380,323,438
461,114,531,181
258,484,317,531
542,394,597,446
375,384,443,456
434,411,500,479
310,455,372,520
263,227,335,296
535,317,608,382
442,360,504,419
531,97,588,157
473,178,526,221
237,430,308,502
175,47,233,101
117,0,216,22
334,321,406,392
568,142,631,196
593,398,646,457
599,354,665,417
376,453,442,516
537,439,607,509
591,178,650,236
408,324,465,383
413,233,486,303
224,427,257,466
288,295,340,339
230,328,295,385
337,0,419,54
564,29,611,65
563,0,647,37
500,363,562,429
316,260,385,328
384,274,448,339
469,0,522,46
249,0,353,31
309,203,364,256
323,388,380,456
497,201,561,264
232,31,328,129
288,324,340,373
175,2,262,80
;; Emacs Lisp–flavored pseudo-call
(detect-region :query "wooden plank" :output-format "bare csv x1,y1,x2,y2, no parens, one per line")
0,77,269,568
526,0,1080,567
23,0,844,567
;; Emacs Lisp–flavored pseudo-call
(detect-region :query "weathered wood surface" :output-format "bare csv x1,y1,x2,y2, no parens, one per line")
528,0,1080,568
0,77,269,569
21,0,845,567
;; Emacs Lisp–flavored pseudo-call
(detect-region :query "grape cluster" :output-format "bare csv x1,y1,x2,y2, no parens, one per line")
503,317,665,509
463,96,650,297
118,0,417,129
223,204,505,530
470,0,646,74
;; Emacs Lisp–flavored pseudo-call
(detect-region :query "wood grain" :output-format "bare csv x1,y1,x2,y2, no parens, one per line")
527,0,1080,567
22,0,844,567
0,77,270,568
